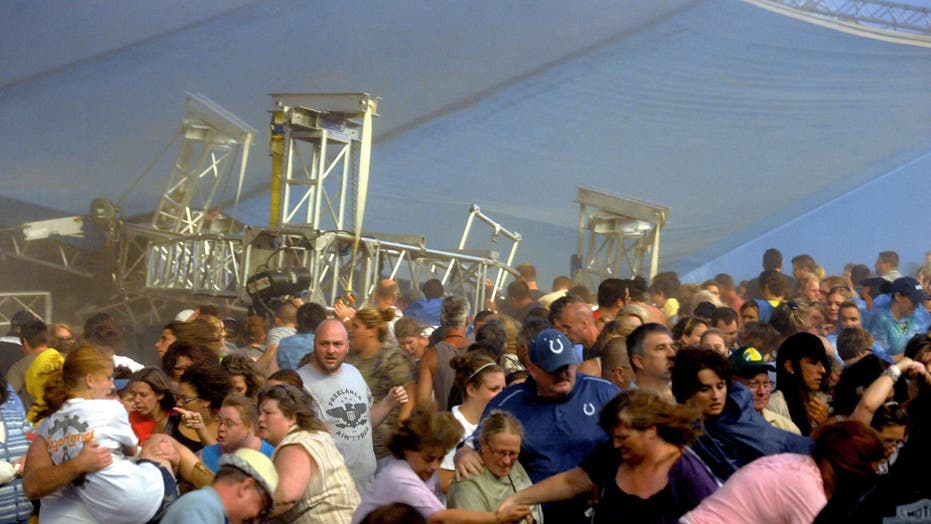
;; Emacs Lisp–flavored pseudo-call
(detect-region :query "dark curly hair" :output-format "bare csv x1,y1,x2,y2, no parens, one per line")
180,360,233,412
221,353,266,398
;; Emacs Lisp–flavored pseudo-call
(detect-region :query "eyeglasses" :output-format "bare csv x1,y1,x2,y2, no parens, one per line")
483,441,520,461
177,395,199,405
745,380,772,391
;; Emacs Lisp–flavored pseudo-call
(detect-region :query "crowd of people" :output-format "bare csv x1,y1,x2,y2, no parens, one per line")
0,248,929,523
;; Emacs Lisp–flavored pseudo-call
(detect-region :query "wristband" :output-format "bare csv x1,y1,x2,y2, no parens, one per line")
883,366,902,382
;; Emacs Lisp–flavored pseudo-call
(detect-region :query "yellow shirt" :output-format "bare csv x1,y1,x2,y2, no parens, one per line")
25,348,64,423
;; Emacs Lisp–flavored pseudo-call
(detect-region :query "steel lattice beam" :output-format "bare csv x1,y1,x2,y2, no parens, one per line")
575,187,668,291
761,0,931,34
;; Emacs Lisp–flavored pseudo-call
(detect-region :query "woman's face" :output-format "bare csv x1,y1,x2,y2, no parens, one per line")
230,375,249,397
130,381,163,418
257,398,295,446
217,406,252,451
877,424,905,460
154,329,176,358
689,369,727,417
171,355,194,382
826,292,845,319
741,306,758,325
176,381,209,417
682,323,707,347
87,366,115,400
467,371,505,406
404,446,446,481
480,431,522,478
348,318,377,350
611,423,650,463
798,356,826,392
700,333,728,356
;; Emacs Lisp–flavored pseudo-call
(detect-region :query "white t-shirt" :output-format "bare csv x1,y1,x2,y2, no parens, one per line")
298,362,377,494
440,405,477,472
42,398,165,524
113,355,144,372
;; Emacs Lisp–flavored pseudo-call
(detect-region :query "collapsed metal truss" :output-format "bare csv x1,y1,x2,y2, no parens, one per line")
151,93,256,234
0,292,52,329
2,92,521,327
0,217,97,280
756,0,931,35
575,186,667,291
240,226,516,312
450,205,521,301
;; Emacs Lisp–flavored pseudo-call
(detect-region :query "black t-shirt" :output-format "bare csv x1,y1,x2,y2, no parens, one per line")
579,441,718,524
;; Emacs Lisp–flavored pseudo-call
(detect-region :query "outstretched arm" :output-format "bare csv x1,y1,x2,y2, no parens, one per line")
497,467,594,514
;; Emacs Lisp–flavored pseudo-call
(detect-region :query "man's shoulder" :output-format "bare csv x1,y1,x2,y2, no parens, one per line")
487,382,532,409
162,487,224,522
576,373,621,396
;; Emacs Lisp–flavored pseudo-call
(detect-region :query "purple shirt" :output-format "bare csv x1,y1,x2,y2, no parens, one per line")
351,458,445,524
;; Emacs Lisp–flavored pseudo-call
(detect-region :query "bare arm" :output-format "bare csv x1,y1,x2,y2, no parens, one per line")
416,347,438,406
398,382,416,422
271,444,316,516
256,343,280,375
429,507,530,524
23,436,112,499
850,358,926,424
371,386,408,429
498,467,595,512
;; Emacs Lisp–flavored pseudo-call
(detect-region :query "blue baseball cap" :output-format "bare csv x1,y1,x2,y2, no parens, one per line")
892,277,928,305
528,329,581,372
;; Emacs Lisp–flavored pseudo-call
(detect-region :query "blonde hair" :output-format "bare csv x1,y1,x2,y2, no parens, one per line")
353,308,396,343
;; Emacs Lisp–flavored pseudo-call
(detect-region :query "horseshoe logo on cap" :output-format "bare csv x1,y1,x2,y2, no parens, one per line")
583,403,596,416
549,337,564,354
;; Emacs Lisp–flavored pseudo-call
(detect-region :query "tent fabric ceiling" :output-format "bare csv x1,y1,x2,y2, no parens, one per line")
1,0,929,285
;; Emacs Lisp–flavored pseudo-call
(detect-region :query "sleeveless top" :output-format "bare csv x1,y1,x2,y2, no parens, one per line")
268,429,360,524
434,341,468,410
165,413,203,453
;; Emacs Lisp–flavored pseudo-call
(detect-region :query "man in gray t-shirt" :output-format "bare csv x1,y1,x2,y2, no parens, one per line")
297,319,406,494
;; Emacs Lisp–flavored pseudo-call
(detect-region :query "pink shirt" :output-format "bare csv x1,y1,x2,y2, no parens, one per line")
681,453,826,524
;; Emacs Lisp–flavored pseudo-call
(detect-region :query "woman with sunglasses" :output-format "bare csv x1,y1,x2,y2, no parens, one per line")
169,359,232,452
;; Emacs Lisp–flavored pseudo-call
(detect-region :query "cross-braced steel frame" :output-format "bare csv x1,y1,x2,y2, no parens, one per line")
574,186,668,291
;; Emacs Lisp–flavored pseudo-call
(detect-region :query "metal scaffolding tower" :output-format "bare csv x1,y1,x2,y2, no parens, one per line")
574,187,668,291
2,92,521,328
151,93,256,234
268,93,377,232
